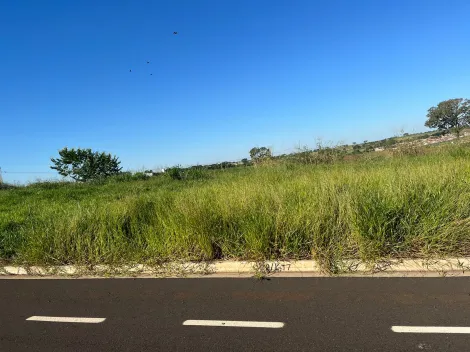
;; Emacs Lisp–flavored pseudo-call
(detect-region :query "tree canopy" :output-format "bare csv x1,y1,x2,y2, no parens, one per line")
51,148,122,182
425,98,470,137
249,147,272,161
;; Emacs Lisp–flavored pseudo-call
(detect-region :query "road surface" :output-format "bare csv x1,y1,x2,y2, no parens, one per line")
1,277,470,351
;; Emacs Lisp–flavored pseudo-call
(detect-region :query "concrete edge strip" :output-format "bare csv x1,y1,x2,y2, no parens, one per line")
2,258,470,277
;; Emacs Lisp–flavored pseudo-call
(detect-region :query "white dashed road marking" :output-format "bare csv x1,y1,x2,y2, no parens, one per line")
26,316,106,323
183,320,284,328
392,326,470,334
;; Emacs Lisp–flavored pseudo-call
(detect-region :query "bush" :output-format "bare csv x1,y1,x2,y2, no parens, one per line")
166,166,185,180
167,166,210,181
384,138,397,147
0,183,17,191
431,130,447,137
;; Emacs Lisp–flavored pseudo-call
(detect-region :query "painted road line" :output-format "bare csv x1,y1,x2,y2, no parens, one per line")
183,320,285,328
392,326,470,334
26,316,106,324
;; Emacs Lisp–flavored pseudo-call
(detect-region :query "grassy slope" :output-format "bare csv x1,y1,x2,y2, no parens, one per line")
2,142,470,272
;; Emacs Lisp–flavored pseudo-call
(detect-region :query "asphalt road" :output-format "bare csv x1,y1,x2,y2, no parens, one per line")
1,277,470,351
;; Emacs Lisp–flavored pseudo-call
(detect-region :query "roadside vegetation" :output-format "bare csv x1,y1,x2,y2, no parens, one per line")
1,98,470,273
2,139,470,272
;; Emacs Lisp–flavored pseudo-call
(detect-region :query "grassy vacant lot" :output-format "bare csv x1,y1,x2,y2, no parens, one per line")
2,141,470,272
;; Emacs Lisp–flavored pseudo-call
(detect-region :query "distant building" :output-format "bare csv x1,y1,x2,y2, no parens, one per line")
144,169,165,177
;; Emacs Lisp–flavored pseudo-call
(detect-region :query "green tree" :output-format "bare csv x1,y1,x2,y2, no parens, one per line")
50,148,122,182
249,147,272,162
425,98,470,138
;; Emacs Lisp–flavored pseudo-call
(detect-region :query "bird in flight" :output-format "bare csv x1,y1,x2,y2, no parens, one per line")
173,31,178,35
129,69,132,72
150,73,153,76
146,61,150,64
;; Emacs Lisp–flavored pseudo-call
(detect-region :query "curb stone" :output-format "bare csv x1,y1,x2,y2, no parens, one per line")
2,258,470,278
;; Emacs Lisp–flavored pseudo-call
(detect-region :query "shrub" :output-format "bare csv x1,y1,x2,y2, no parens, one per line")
0,183,17,191
167,166,185,180
166,166,210,181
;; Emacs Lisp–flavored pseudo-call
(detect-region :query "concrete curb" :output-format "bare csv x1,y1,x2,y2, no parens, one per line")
2,258,470,278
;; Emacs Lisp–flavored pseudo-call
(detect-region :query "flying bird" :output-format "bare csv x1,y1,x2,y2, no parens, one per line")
150,73,153,76
146,61,150,64
129,69,132,72
173,31,178,35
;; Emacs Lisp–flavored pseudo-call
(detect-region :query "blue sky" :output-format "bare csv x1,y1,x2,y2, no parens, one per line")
1,0,469,183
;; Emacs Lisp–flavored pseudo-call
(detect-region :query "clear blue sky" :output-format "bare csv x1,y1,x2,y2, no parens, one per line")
1,0,469,183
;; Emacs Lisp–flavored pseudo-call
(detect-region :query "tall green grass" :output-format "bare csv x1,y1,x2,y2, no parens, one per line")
2,143,470,272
